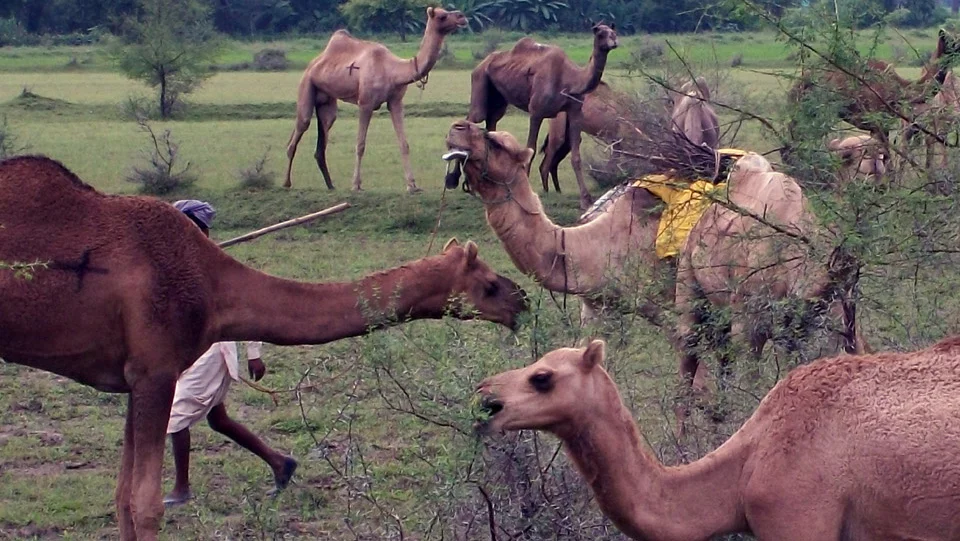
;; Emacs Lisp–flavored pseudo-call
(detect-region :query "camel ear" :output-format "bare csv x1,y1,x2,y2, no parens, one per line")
464,240,479,265
443,237,460,252
828,138,842,151
610,22,616,31
518,148,535,170
581,339,605,370
427,6,435,18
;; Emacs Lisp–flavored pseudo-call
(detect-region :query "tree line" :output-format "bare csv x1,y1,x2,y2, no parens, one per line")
0,0,952,42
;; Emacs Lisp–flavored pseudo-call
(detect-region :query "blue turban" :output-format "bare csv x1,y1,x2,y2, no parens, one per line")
173,199,216,230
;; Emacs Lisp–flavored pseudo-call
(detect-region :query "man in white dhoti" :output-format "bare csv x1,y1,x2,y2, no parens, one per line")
164,200,297,507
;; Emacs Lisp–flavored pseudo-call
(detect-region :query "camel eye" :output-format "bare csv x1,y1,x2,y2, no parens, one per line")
440,14,447,20
484,282,500,297
529,371,553,393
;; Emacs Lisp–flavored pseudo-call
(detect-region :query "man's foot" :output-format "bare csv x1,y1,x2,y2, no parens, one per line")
163,489,193,507
267,456,298,497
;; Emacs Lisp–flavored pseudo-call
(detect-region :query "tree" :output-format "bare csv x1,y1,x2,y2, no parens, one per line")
339,0,432,41
110,0,222,119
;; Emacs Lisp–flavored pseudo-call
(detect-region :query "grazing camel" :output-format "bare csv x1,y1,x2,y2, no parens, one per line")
669,77,720,150
476,337,960,540
467,23,619,210
787,29,960,156
444,121,864,423
0,155,526,540
538,82,629,195
444,120,666,327
827,134,886,185
283,7,467,192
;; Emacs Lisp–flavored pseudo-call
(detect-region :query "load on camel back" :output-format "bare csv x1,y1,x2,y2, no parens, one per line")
581,148,750,259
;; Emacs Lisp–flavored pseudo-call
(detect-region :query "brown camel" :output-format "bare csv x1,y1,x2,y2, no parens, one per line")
669,77,720,150
827,134,886,185
907,71,960,173
538,82,628,195
444,120,666,327
476,337,960,540
674,153,867,433
283,7,467,192
467,23,619,210
787,29,960,154
0,155,526,540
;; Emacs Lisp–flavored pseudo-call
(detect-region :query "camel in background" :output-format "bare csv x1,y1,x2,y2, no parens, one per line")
827,134,887,185
0,155,526,539
669,77,720,149
468,24,619,210
476,337,960,539
786,29,960,159
538,81,631,196
284,7,467,192
539,77,718,199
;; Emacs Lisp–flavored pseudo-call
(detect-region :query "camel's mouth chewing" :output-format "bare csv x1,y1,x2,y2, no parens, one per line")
443,149,469,189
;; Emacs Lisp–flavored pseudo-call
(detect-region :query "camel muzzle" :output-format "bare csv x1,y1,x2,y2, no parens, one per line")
443,149,469,189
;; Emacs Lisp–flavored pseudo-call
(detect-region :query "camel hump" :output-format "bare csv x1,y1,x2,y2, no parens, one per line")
0,155,97,194
512,37,554,55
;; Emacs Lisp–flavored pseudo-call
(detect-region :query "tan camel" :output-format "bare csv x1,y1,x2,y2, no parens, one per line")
669,77,720,150
0,155,526,540
827,134,886,185
444,120,666,327
787,29,960,155
476,337,960,540
283,7,467,192
674,153,867,433
467,24,619,210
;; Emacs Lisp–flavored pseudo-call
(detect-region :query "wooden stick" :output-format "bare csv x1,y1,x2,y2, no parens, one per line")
218,202,351,248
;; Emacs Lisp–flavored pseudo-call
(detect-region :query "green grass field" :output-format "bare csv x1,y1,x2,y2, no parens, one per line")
1,27,958,539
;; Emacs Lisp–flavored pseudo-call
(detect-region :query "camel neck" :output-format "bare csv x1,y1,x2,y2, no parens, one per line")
555,373,750,540
211,253,457,345
408,27,444,84
468,166,578,292
570,46,608,96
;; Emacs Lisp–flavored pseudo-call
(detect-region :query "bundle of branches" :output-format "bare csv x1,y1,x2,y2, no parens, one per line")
589,104,726,185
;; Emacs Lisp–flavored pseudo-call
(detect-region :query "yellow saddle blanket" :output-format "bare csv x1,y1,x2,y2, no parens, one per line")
633,175,725,259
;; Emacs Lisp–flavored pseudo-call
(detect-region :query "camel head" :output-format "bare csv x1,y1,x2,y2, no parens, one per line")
828,135,886,184
425,6,468,35
591,22,619,52
475,340,613,435
443,120,533,199
440,237,528,329
937,28,960,66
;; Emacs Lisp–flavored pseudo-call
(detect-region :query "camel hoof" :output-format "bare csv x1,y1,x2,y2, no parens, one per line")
283,181,292,189
407,185,422,194
163,490,194,507
352,185,363,192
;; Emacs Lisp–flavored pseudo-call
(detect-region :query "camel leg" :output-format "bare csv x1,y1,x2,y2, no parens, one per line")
115,395,136,540
525,115,544,176
128,371,176,540
567,109,594,210
351,107,374,192
551,135,572,193
313,100,338,190
387,97,420,194
284,81,317,188
539,135,554,193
